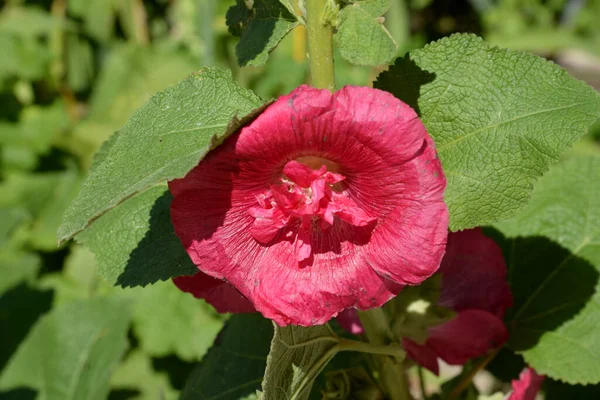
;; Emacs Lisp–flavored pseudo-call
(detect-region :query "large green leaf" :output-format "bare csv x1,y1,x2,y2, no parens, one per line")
262,324,339,400
76,186,197,287
493,157,600,384
58,68,264,244
375,34,600,230
335,0,397,66
226,0,298,67
0,297,132,400
180,314,273,400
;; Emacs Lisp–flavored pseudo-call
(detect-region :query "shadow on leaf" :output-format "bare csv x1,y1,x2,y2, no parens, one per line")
0,284,53,371
0,388,37,400
486,229,598,352
374,54,436,116
115,189,198,287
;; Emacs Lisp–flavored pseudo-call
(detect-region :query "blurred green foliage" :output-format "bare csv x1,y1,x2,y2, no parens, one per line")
0,0,598,399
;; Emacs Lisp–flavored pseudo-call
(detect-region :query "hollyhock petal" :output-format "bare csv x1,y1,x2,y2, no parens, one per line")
402,338,441,375
169,85,447,325
173,272,256,313
438,229,513,317
364,135,449,285
508,368,545,400
424,309,508,370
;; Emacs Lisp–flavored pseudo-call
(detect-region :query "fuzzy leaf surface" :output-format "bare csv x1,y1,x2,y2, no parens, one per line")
58,68,264,243
226,0,298,67
335,0,397,66
375,34,600,230
494,157,600,384
76,186,197,287
262,324,339,400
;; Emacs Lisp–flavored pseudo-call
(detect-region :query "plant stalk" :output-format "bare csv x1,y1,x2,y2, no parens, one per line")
305,0,335,90
359,309,413,400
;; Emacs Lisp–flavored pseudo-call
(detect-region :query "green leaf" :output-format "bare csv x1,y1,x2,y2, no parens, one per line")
262,324,339,400
0,250,40,294
76,186,197,287
59,67,264,243
335,0,397,66
181,314,273,400
130,280,224,360
226,0,299,67
0,284,53,371
110,350,178,400
0,169,82,251
374,34,600,230
0,102,70,161
493,157,600,384
0,297,132,400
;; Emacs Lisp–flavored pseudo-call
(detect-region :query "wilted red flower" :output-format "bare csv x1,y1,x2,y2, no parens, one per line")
337,229,512,374
402,228,513,374
169,85,448,326
508,368,544,400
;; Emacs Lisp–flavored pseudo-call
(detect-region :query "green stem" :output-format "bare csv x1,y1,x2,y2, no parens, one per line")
386,0,409,52
200,0,215,66
338,338,405,359
358,309,413,400
418,366,428,400
305,0,335,90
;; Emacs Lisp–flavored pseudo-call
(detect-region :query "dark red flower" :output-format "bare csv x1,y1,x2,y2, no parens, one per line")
403,228,512,374
169,85,448,326
508,368,544,400
337,229,512,374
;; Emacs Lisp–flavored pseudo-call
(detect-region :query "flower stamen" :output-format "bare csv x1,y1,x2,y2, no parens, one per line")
249,160,375,261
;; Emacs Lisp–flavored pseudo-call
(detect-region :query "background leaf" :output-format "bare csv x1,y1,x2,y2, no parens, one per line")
375,34,600,230
335,0,397,66
0,297,132,400
493,156,600,384
180,314,273,400
58,68,264,244
130,280,225,361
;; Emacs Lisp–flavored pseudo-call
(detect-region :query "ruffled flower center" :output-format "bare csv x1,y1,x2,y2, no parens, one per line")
249,159,375,262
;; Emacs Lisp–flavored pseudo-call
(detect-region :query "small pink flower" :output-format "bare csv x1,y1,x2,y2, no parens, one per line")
169,85,448,326
403,228,513,374
508,368,544,400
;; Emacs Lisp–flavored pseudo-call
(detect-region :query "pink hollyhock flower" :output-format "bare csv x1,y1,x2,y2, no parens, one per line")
169,85,448,326
336,229,512,374
507,368,544,400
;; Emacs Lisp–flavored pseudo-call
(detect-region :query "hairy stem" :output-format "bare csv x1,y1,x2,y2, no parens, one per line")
305,0,335,90
359,309,413,400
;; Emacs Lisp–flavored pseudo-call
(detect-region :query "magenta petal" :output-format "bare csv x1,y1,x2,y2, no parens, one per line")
508,368,545,400
173,272,256,313
403,338,441,375
438,229,513,317
426,309,508,366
